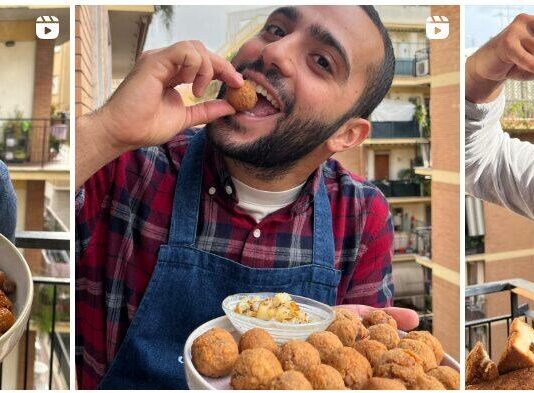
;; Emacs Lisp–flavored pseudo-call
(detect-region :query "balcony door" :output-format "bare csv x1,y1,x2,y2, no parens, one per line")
375,152,390,180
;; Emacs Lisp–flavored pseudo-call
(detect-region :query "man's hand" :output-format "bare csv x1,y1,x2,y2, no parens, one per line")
467,14,534,103
336,305,419,331
76,41,243,188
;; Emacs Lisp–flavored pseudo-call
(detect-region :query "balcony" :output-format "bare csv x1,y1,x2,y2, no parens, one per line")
0,231,70,390
372,179,423,198
0,118,69,178
370,120,420,139
465,279,534,359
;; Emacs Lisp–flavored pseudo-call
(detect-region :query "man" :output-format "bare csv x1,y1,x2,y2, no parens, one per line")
76,6,418,389
466,14,534,220
0,161,16,241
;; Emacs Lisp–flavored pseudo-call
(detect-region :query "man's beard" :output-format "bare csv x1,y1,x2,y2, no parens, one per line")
206,59,350,180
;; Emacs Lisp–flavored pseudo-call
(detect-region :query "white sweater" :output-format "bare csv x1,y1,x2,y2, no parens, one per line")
465,92,534,220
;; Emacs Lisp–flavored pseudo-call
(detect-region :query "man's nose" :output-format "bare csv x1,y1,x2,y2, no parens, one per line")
260,37,296,78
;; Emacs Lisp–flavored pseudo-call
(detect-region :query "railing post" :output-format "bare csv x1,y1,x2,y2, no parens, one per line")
510,291,519,319
48,285,58,390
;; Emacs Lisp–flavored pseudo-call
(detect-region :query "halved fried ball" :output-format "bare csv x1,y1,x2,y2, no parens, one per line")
191,327,238,378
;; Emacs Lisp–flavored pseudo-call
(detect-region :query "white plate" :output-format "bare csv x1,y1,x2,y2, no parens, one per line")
0,234,34,361
184,315,460,390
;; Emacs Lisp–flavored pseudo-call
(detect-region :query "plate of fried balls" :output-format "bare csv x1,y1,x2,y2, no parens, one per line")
184,296,460,390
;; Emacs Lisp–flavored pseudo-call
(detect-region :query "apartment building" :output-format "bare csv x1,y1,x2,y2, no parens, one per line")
0,6,70,272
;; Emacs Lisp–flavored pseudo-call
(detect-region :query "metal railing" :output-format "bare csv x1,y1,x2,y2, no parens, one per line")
0,231,70,390
465,279,534,358
370,120,420,139
393,47,429,76
0,118,69,168
372,179,422,198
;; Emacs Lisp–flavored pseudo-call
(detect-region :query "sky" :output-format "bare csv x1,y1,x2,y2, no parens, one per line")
465,6,534,49
145,6,268,52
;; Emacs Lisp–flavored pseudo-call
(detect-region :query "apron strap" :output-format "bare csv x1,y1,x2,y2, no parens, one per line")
167,130,206,246
312,169,336,268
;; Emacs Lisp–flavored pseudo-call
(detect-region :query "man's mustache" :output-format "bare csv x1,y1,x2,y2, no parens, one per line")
219,58,294,115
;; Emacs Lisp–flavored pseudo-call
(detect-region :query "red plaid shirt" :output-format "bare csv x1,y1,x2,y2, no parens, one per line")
75,128,393,388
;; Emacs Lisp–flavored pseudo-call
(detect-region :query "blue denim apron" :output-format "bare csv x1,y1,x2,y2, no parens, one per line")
98,131,342,389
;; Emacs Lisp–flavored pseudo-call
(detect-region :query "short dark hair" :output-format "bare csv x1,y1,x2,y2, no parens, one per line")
346,5,395,120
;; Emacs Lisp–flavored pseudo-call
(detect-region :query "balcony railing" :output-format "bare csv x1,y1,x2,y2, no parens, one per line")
394,47,429,77
465,279,534,358
0,231,70,390
0,118,69,168
370,120,421,139
372,179,422,198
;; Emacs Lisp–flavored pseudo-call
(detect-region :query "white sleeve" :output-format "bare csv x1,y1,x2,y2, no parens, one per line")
465,91,534,220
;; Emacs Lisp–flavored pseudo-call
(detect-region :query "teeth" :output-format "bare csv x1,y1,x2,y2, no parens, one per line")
247,80,280,110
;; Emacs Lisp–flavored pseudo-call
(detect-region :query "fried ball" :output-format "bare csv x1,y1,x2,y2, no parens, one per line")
231,348,282,389
399,338,437,371
239,327,277,354
0,291,13,311
410,373,446,390
352,339,388,368
324,346,372,389
365,377,407,390
270,370,312,390
428,366,460,390
363,309,398,329
306,331,343,362
335,307,360,324
2,278,15,295
191,327,238,378
226,80,257,112
465,341,498,385
374,348,425,386
368,323,400,349
327,318,368,347
277,340,321,372
0,307,15,334
304,364,345,390
406,330,444,364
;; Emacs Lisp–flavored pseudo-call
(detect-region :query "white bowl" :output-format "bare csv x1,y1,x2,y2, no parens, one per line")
0,233,34,361
222,293,335,344
184,316,461,390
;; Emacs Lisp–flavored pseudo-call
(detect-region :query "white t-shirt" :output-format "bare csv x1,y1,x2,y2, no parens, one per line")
232,176,305,222
465,91,534,220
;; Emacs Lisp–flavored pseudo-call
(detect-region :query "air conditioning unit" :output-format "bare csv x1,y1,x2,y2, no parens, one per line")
415,59,429,76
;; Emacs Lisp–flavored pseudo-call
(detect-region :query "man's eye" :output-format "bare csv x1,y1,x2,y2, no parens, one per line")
265,24,285,37
312,54,331,72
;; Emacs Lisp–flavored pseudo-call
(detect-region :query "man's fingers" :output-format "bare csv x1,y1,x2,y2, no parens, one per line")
335,305,420,331
184,99,235,129
210,52,244,88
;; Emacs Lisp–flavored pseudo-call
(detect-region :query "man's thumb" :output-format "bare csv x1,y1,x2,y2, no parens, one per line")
184,99,236,128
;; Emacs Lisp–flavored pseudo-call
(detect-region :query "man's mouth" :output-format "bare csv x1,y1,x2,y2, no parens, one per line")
240,79,281,118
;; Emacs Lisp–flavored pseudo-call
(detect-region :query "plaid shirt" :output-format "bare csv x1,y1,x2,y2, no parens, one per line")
75,128,393,389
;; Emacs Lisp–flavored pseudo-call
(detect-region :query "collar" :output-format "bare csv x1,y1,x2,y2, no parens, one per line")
202,139,323,215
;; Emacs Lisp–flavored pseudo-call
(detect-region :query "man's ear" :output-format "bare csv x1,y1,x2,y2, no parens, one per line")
325,118,370,153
